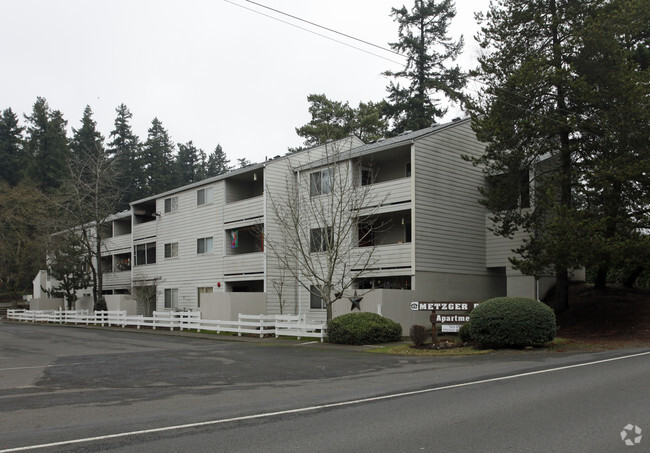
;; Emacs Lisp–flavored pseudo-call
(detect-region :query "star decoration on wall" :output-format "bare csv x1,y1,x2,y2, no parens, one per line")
349,291,363,311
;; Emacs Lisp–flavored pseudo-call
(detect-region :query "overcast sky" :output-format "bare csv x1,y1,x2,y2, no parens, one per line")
1,0,490,165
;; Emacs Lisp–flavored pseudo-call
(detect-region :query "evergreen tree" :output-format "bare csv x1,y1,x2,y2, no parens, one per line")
293,94,355,149
206,144,231,177
292,94,388,151
237,157,251,168
70,105,105,168
107,104,141,206
467,0,650,309
196,147,208,181
572,0,650,288
354,100,389,143
24,97,70,192
383,0,465,134
0,108,25,186
176,141,204,184
141,118,176,196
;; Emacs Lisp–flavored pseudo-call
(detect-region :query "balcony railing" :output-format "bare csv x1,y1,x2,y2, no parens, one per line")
352,242,412,271
223,252,264,277
224,195,264,225
362,178,411,211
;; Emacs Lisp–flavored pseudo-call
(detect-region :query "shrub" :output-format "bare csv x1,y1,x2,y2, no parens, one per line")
328,312,402,345
469,297,556,348
458,322,472,343
409,324,428,347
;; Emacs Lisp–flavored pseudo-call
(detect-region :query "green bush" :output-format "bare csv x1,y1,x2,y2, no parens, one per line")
469,297,556,348
328,312,402,345
458,322,472,343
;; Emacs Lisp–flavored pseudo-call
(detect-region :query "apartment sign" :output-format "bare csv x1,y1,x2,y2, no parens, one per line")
410,301,479,332
410,302,479,312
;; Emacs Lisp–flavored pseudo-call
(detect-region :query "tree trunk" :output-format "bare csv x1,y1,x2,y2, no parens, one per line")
554,267,569,313
326,301,333,324
95,224,103,302
594,265,609,290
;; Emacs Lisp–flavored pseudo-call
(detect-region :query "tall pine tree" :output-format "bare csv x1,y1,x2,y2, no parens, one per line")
24,97,70,192
176,141,204,184
467,0,650,310
383,0,465,134
206,144,231,177
0,108,25,186
107,104,141,206
140,118,176,196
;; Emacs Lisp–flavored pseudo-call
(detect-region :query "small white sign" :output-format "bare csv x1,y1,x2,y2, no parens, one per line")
442,324,461,333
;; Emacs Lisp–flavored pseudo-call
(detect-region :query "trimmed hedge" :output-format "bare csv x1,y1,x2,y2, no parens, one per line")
328,312,402,345
469,297,556,348
458,322,472,343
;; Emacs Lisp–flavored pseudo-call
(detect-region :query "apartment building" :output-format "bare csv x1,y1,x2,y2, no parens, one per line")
50,118,553,328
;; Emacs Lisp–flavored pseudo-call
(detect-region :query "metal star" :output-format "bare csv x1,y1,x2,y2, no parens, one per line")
349,291,363,311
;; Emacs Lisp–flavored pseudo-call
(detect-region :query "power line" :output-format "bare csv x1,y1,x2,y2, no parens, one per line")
244,0,403,58
225,0,602,138
223,0,405,66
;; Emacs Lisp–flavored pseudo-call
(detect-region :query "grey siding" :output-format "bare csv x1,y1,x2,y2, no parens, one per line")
413,120,489,275
154,182,223,310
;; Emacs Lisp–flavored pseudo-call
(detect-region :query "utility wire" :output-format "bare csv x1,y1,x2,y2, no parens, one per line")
225,0,602,138
223,0,405,66
244,0,403,57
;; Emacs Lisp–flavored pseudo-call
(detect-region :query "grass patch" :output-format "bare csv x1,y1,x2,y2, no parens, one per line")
368,343,494,356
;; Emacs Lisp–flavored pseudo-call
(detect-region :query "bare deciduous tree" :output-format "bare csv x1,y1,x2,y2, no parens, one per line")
133,275,162,317
56,143,126,306
263,140,387,322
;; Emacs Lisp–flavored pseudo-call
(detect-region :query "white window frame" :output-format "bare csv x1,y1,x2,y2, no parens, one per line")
310,227,332,253
134,242,156,266
164,288,178,309
197,186,214,206
310,169,332,197
164,242,178,259
197,237,214,254
164,196,178,214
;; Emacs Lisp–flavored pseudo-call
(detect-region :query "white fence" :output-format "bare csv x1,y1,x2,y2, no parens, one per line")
6,309,327,342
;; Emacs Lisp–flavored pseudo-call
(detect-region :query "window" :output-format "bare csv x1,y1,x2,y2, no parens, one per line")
164,288,178,309
310,169,332,196
405,162,411,177
360,167,373,186
197,286,213,307
164,242,178,258
197,187,214,206
310,227,332,253
310,285,326,309
134,242,156,266
197,237,214,254
164,196,178,213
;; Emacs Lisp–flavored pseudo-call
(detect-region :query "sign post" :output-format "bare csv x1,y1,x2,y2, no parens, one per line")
429,310,438,349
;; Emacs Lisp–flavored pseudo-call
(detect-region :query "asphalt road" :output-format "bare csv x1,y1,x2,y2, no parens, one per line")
1,321,648,452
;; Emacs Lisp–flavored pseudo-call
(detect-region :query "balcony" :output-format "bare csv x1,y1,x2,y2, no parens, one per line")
365,178,411,213
224,195,264,226
352,242,412,275
223,252,265,279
